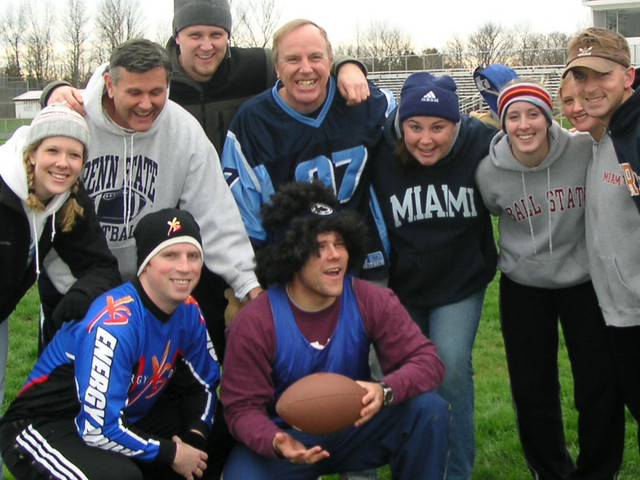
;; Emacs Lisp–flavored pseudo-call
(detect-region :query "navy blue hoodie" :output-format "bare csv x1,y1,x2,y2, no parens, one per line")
609,85,640,215
370,110,498,308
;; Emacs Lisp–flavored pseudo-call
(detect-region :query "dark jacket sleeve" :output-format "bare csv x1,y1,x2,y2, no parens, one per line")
53,183,121,302
40,81,73,107
333,55,368,77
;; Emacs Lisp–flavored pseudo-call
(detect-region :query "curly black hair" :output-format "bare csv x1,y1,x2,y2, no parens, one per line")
256,181,368,287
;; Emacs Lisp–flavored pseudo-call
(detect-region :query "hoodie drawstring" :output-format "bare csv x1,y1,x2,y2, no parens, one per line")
121,134,135,233
30,211,41,277
521,167,553,257
521,172,538,255
546,168,553,254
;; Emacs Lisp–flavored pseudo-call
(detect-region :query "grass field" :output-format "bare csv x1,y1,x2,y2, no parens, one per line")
4,278,640,479
0,118,31,145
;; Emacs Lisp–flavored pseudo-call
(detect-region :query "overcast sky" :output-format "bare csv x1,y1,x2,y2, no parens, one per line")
136,0,592,49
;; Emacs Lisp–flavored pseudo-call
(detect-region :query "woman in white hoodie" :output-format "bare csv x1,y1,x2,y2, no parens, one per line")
0,103,120,476
475,81,624,480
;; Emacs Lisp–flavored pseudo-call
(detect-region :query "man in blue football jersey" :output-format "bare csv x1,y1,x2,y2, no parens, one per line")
221,18,395,283
0,209,220,480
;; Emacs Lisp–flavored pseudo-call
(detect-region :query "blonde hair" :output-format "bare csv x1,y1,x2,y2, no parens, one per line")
23,141,85,232
272,19,333,63
556,73,574,108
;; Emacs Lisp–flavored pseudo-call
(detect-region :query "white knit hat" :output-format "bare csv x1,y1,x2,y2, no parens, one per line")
27,103,90,152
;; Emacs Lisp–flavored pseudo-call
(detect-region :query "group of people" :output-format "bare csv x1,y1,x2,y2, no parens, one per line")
0,0,638,477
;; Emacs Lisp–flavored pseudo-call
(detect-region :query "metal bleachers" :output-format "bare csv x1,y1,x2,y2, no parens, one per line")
368,65,565,114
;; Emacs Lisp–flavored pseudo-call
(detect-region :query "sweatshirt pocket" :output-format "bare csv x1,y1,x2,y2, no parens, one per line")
599,256,640,310
500,249,589,289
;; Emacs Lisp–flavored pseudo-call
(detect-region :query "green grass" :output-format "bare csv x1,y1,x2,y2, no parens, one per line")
0,118,31,145
0,118,31,131
5,282,640,480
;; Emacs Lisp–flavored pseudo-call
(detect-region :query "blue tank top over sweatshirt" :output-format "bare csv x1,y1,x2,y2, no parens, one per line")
269,275,371,408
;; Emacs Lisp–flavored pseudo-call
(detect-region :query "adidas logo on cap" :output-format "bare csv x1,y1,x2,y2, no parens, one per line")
421,91,439,103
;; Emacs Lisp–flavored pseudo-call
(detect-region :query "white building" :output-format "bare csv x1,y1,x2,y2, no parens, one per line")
582,0,640,64
12,90,42,119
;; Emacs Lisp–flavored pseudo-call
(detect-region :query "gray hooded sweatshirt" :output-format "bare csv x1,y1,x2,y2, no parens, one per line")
585,132,640,327
475,122,593,289
44,63,260,299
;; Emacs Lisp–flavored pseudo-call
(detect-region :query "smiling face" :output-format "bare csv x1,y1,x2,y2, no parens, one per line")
504,101,551,167
571,62,634,126
402,116,457,166
288,231,348,311
104,66,168,132
139,242,203,314
274,23,333,114
560,77,603,139
176,25,229,82
29,137,84,203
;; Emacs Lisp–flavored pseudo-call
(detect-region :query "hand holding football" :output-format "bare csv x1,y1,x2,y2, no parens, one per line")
276,372,366,435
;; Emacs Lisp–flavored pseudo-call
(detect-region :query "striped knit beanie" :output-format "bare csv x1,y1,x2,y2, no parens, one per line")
497,82,553,131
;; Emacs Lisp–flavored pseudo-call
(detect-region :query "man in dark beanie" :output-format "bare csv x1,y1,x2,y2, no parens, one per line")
0,208,221,480
221,181,449,479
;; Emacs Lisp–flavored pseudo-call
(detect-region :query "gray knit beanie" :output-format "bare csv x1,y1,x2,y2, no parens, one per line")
27,103,90,152
173,0,232,35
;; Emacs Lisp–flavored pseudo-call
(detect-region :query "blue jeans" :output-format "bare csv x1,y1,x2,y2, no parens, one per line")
223,392,449,480
0,320,7,480
406,288,486,480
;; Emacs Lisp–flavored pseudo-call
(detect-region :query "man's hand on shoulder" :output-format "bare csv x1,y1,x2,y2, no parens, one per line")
172,435,208,480
48,85,86,116
247,286,264,301
272,432,330,464
336,62,370,106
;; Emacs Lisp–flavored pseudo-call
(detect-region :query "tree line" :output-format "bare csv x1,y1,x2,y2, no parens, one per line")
1,0,578,89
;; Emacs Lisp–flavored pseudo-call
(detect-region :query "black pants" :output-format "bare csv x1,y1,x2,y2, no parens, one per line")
499,276,624,480
607,324,640,445
0,363,234,480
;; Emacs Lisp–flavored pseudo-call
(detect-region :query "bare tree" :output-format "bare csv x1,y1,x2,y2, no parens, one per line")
231,0,281,48
94,0,146,63
23,1,57,88
61,0,90,87
152,20,173,46
421,47,444,70
467,22,513,68
513,24,546,66
542,31,571,65
0,2,27,77
443,35,466,69
335,26,370,68
336,21,413,72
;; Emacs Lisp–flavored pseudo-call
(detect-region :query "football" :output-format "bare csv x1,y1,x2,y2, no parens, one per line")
275,372,366,435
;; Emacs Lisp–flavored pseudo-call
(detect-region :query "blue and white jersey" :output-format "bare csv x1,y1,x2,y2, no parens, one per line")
6,281,220,463
222,77,395,277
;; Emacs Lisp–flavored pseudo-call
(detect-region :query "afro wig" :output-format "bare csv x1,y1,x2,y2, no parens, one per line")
257,181,368,287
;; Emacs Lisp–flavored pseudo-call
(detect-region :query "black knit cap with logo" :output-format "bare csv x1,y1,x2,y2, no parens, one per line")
134,208,203,276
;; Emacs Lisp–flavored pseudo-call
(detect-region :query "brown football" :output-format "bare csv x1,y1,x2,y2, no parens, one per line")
275,372,366,435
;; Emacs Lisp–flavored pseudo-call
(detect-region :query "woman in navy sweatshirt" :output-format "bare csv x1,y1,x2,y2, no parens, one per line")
370,72,498,480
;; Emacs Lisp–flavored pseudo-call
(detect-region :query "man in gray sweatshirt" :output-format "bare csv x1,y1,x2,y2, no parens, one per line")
563,27,640,442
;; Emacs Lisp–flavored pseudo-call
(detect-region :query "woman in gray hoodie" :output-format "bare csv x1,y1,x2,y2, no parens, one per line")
475,81,624,480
